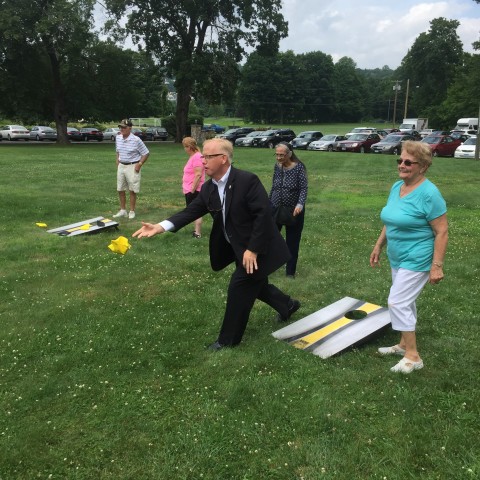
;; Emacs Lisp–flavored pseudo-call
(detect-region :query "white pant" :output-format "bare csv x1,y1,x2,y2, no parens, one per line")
388,268,429,332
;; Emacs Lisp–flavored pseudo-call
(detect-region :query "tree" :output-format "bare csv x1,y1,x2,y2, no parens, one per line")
399,18,463,119
0,0,95,143
332,57,367,122
63,41,166,121
438,51,480,127
104,0,288,141
296,52,335,123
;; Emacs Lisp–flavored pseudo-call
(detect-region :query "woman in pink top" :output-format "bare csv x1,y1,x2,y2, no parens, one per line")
182,137,206,238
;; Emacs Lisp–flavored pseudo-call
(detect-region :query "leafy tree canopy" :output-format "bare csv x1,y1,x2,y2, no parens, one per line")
103,0,288,140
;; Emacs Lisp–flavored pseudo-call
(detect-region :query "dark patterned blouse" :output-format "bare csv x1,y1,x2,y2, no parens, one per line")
269,162,308,210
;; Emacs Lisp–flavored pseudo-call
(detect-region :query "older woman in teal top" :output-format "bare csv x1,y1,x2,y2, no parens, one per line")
370,141,448,374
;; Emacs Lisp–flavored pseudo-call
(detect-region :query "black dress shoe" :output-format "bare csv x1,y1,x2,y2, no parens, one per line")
276,299,301,322
206,341,228,351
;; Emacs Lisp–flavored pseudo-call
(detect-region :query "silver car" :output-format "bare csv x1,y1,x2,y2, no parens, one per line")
29,126,57,141
103,127,120,141
308,134,346,151
0,125,30,141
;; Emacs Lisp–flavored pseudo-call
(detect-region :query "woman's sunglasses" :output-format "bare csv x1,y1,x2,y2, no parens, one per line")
396,158,419,166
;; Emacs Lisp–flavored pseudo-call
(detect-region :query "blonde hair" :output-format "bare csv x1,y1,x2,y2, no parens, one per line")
182,136,200,152
401,140,432,169
203,138,233,162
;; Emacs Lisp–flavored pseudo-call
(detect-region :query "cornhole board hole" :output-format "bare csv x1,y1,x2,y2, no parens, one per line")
272,297,391,359
47,216,119,237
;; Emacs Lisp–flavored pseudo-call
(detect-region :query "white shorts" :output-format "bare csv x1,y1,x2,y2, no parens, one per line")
117,163,141,193
388,268,429,332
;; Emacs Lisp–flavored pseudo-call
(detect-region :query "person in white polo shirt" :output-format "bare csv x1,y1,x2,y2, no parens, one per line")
113,119,150,220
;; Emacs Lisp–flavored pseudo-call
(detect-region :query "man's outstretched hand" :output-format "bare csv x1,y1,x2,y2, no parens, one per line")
132,222,165,238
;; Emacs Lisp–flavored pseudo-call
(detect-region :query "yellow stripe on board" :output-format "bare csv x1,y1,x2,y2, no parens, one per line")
67,223,91,233
290,302,382,350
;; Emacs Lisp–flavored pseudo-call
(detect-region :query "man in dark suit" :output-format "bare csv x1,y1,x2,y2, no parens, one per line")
133,138,300,350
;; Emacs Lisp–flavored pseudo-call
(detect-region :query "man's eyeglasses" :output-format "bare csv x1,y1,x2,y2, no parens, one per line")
397,158,419,166
200,153,225,161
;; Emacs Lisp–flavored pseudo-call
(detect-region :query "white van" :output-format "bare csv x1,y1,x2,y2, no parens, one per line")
454,118,478,132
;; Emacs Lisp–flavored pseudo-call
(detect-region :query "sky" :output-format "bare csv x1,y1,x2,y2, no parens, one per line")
278,0,480,69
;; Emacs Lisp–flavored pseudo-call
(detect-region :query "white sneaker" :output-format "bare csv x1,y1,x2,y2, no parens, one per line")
390,357,424,374
113,209,128,218
378,345,406,356
128,211,136,219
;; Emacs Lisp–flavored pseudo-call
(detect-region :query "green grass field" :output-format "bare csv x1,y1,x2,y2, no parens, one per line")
1,142,479,479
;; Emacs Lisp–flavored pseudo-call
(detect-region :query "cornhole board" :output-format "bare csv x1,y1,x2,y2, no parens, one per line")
272,297,391,359
47,216,119,237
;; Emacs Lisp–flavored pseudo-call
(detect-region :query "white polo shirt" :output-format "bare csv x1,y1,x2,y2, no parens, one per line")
116,133,149,164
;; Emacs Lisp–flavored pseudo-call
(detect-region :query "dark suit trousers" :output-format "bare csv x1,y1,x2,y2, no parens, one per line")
218,264,291,346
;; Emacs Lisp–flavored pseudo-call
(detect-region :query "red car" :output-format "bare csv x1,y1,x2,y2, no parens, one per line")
132,128,147,141
335,133,381,153
79,127,104,141
420,135,462,157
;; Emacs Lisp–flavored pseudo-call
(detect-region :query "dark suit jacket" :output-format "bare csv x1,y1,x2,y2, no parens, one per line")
167,167,290,278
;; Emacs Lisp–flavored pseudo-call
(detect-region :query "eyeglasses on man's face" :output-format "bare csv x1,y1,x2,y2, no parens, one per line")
396,158,419,166
200,153,225,161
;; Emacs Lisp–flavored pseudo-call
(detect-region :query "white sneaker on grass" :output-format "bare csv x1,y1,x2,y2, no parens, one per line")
128,211,136,219
113,209,128,218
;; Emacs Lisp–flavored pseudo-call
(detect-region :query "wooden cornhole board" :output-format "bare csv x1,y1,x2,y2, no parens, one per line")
47,216,119,237
272,296,391,358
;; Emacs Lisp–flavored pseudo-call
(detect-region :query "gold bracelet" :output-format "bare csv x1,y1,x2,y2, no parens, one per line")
433,261,443,268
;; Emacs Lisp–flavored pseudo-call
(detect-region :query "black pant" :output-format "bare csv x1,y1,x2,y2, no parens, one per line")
217,265,291,345
277,209,305,276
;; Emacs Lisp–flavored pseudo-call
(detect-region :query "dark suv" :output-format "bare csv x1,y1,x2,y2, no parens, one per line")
145,127,168,141
79,128,104,141
252,129,296,148
216,127,255,144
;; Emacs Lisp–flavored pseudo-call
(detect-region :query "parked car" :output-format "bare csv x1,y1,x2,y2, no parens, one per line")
216,127,255,144
67,127,82,141
376,129,390,138
79,127,104,141
145,127,168,141
335,133,381,153
454,136,477,159
419,128,435,138
383,128,401,134
131,128,146,141
29,126,57,141
349,127,377,134
234,131,266,147
103,127,120,141
421,135,462,157
397,129,422,141
307,134,346,151
202,123,226,134
251,129,296,148
370,134,414,155
449,131,470,142
0,125,30,141
290,131,323,149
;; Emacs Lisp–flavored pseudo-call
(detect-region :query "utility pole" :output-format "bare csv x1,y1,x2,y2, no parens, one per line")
392,81,401,128
403,79,410,119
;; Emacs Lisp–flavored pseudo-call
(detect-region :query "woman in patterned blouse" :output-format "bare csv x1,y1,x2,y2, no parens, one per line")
269,142,308,278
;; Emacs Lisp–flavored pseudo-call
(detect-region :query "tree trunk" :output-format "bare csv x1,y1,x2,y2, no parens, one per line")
44,38,69,144
175,87,191,143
